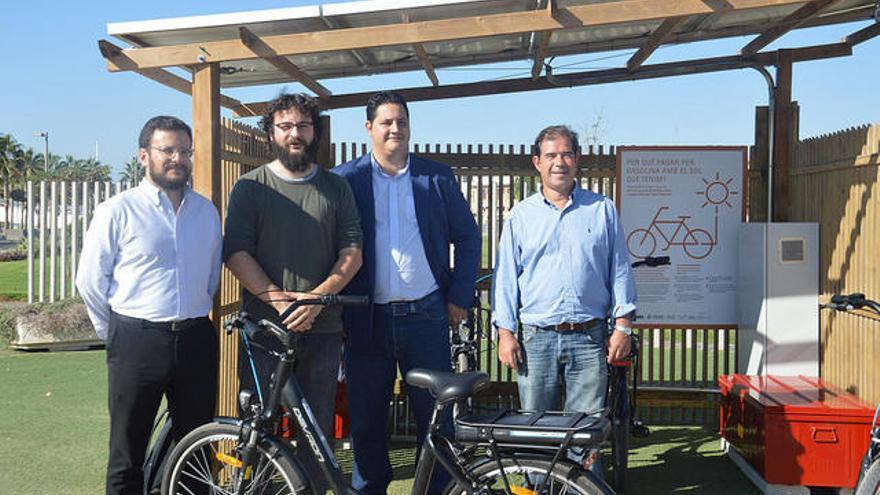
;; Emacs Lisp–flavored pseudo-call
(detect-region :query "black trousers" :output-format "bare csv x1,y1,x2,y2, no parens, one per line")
105,312,218,495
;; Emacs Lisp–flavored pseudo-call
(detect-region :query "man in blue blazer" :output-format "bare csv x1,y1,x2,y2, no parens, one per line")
333,91,480,495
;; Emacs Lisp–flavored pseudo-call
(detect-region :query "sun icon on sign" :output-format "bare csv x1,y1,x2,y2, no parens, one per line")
696,172,738,213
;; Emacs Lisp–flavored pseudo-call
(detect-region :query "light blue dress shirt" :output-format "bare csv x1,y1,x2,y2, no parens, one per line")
371,154,439,304
76,180,222,339
492,186,637,331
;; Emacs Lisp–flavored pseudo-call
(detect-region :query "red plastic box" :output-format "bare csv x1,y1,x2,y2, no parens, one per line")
719,374,873,488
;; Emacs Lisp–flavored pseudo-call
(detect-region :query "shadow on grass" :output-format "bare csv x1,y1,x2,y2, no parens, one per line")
625,425,759,494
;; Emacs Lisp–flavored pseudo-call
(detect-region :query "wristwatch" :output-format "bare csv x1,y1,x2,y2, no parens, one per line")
613,324,633,336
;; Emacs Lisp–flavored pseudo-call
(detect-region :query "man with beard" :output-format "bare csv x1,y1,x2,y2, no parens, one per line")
223,92,363,492
77,116,221,495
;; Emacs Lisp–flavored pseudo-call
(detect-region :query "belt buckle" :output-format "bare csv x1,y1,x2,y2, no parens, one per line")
170,320,183,332
390,303,412,317
555,322,575,332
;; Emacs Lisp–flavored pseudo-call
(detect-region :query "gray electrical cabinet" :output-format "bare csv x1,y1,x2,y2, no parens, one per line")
737,223,819,376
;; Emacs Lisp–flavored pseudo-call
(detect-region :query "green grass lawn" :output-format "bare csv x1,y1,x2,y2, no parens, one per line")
0,343,759,495
0,259,27,300
0,346,108,494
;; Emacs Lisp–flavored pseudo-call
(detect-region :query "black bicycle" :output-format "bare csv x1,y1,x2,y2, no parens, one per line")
603,255,669,492
823,293,880,495
162,294,615,495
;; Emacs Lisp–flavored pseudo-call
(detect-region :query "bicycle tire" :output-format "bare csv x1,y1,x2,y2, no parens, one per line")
443,455,612,495
856,457,880,495
161,421,310,495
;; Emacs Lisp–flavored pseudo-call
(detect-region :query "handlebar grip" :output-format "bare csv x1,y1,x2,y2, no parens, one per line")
330,295,371,306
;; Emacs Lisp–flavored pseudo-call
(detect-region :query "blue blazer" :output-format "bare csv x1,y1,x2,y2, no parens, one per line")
332,153,481,348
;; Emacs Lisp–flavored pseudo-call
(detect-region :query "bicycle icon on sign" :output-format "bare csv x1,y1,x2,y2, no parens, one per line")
626,206,715,260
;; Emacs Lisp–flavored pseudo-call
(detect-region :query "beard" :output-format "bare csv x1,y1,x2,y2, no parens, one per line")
147,159,190,191
272,138,318,173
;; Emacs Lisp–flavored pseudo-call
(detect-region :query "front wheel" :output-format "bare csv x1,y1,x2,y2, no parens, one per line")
161,421,309,495
856,458,880,495
444,456,612,495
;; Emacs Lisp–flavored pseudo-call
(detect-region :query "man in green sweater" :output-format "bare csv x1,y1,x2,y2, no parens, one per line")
222,93,363,492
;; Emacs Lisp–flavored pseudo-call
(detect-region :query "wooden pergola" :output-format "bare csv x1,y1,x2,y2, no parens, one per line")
99,0,879,220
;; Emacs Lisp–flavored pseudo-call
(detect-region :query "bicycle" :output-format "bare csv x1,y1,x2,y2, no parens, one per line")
162,294,615,495
822,293,880,495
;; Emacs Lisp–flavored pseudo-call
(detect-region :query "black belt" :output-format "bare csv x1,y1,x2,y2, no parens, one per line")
540,320,602,333
376,290,439,317
113,312,208,332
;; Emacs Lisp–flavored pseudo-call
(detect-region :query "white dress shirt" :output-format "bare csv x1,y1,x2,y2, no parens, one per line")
76,180,222,339
371,154,439,304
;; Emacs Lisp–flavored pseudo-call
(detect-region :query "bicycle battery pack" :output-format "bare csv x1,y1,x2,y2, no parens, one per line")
455,410,609,448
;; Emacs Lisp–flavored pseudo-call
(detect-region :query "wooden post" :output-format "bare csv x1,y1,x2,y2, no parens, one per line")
317,114,332,169
772,50,793,222
192,63,226,414
751,106,769,222
192,64,221,208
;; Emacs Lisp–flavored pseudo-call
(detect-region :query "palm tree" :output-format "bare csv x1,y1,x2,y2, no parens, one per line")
0,134,24,228
119,156,144,185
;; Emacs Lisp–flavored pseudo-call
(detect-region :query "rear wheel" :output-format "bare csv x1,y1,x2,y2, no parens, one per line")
856,458,880,495
161,422,309,495
444,456,610,495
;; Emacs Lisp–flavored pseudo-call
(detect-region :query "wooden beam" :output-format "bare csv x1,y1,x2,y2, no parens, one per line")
105,0,811,72
626,16,689,70
238,27,331,98
530,31,553,79
413,43,439,86
739,0,837,56
844,22,880,46
772,50,794,222
98,40,257,117
237,42,852,115
530,0,556,79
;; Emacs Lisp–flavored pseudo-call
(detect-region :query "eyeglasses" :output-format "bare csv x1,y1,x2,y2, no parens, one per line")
274,122,314,133
149,146,194,158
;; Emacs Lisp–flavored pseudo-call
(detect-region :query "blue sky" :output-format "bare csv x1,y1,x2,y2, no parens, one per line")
2,1,878,177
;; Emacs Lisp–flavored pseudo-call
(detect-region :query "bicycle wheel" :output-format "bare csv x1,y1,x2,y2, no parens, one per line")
162,421,309,495
856,458,880,495
444,456,611,495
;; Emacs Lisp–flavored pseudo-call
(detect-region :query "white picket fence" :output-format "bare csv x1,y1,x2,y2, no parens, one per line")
23,180,136,304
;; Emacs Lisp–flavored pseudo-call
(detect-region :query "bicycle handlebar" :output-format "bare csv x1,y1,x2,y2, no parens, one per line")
230,294,370,344
277,294,370,321
823,293,880,314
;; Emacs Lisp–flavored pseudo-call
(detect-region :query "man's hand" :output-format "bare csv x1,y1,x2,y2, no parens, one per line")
273,292,323,333
497,329,522,369
607,329,632,363
447,303,467,328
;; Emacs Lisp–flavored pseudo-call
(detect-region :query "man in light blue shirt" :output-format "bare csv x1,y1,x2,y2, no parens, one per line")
493,125,637,440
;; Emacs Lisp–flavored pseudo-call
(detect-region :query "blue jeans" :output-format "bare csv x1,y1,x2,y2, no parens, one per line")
516,323,607,473
346,290,453,495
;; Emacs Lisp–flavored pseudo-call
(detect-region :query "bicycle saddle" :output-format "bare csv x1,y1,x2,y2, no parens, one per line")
406,369,490,404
